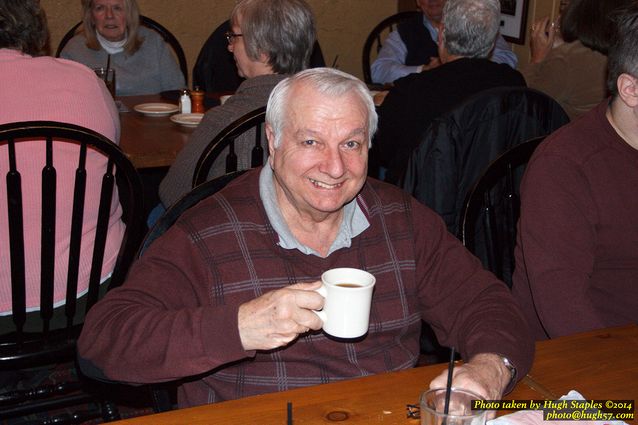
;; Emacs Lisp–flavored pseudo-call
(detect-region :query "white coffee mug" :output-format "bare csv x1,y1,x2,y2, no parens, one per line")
314,268,376,338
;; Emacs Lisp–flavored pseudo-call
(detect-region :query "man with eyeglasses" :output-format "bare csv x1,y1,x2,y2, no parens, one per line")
158,0,316,210
371,0,517,85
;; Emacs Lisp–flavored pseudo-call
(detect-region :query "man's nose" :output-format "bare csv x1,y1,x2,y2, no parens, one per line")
320,147,345,177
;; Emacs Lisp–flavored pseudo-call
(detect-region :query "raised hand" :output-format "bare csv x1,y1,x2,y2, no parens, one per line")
238,281,324,351
530,16,556,63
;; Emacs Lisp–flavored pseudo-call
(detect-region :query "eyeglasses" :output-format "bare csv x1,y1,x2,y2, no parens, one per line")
224,31,243,44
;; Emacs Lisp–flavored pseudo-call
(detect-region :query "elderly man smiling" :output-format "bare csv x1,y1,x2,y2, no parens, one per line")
78,68,533,408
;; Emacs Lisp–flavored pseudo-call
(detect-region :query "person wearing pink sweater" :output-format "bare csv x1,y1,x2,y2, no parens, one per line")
0,0,124,322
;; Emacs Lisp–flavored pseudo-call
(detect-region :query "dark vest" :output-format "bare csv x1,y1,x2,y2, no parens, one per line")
397,16,438,66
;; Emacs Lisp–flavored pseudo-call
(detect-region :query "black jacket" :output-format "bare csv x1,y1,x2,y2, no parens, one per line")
373,58,526,184
402,86,570,237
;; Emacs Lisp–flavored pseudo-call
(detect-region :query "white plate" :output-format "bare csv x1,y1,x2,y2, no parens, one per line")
170,113,204,127
134,102,179,116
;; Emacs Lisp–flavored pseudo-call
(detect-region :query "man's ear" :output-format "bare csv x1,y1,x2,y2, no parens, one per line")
266,124,276,167
617,73,638,108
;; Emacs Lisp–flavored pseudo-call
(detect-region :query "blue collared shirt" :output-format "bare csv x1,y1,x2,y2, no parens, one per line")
371,15,518,84
258,165,370,257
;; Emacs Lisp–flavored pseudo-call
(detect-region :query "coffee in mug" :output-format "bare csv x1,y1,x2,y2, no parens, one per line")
335,283,362,288
314,268,376,338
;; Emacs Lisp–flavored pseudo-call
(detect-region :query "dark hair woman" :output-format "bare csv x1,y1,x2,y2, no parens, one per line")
520,0,634,119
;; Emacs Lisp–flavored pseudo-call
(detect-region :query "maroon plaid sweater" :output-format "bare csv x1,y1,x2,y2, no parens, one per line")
78,168,533,407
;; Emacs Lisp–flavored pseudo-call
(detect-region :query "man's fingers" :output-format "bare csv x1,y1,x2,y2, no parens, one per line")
288,280,322,291
293,307,324,330
292,287,325,311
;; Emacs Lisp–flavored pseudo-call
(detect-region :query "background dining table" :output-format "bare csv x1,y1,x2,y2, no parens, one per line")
117,95,189,169
110,324,638,424
117,93,222,169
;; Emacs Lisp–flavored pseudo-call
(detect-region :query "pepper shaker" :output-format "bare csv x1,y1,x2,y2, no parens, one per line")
191,87,205,114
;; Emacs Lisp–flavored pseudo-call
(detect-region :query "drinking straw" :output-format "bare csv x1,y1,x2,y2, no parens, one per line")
287,401,293,425
443,346,456,424
331,54,339,68
104,54,111,82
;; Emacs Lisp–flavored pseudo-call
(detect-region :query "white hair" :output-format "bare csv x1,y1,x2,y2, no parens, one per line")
442,0,500,59
266,67,378,148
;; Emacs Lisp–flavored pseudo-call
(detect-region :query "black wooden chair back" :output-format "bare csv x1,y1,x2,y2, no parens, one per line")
362,11,420,85
0,121,144,423
192,107,266,188
55,15,188,86
140,170,247,258
402,87,570,237
458,137,544,287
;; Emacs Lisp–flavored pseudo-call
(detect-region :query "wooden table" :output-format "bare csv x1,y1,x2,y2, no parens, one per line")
525,324,638,401
118,95,197,169
111,325,637,424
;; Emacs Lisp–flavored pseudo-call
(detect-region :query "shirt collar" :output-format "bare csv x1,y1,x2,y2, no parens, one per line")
97,31,127,54
423,15,439,41
259,165,369,257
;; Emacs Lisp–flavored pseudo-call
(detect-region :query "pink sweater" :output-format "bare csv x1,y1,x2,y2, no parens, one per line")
0,48,124,313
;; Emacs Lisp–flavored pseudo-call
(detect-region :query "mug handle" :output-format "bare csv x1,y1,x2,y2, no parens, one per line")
313,285,328,324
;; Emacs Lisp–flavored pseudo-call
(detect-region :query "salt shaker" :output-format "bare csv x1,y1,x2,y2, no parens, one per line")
179,89,191,114
191,87,205,114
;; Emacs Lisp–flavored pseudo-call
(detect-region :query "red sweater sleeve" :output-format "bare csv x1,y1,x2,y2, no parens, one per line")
411,199,534,386
78,222,255,384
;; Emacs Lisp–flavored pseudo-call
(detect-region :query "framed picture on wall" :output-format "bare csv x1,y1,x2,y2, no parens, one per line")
499,0,530,44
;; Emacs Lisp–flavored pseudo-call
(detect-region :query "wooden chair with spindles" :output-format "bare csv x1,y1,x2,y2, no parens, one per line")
0,121,145,424
192,106,266,188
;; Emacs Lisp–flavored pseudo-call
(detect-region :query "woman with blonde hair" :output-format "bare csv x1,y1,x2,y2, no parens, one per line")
61,0,184,95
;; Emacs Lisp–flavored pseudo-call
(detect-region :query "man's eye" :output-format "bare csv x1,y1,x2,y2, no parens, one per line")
344,140,361,149
303,139,316,146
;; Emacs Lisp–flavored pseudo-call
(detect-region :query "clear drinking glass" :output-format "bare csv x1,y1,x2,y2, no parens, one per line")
420,388,487,425
94,67,116,97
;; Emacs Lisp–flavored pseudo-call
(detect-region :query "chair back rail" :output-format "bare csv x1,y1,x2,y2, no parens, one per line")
362,11,421,85
55,16,188,86
458,137,544,286
2,122,143,341
142,170,248,256
192,106,266,188
0,121,145,423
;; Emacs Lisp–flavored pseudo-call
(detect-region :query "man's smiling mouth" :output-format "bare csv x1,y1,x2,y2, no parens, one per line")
309,178,342,189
